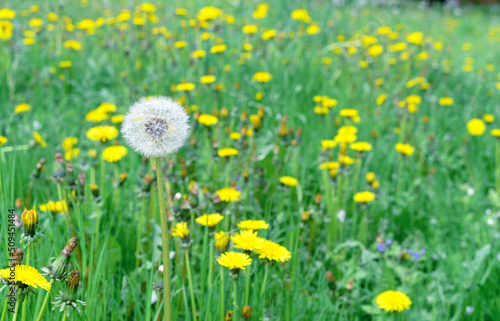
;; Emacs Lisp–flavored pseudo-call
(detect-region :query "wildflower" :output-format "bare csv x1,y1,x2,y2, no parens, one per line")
42,237,77,280
483,114,495,124
0,8,16,19
198,114,218,126
59,61,72,68
215,231,230,252
176,83,195,91
121,96,190,158
51,269,87,315
250,115,262,129
279,176,298,187
174,41,187,49
242,305,252,319
62,137,78,150
255,240,291,262
33,132,47,148
306,24,320,35
218,148,239,157
192,50,206,58
376,290,412,312
439,97,453,106
353,191,376,203
85,110,109,122
262,29,276,40
215,187,241,202
86,126,118,142
217,251,252,275
39,201,67,214
290,9,311,23
252,72,272,83
242,24,258,34
232,230,265,252
367,44,384,57
491,129,500,138
65,149,80,161
0,136,7,146
197,6,222,21
97,102,117,113
0,265,51,292
321,140,337,150
230,132,241,140
102,145,128,162
111,115,124,124
0,20,14,40
195,213,224,228
318,161,340,170
21,207,38,237
350,142,372,153
200,75,216,84
210,44,227,53
237,220,269,231
366,172,376,183
406,31,423,45
14,103,30,114
467,119,485,136
395,143,414,156
172,222,189,239
63,40,82,51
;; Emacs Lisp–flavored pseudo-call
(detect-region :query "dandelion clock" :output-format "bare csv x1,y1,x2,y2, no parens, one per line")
122,96,190,321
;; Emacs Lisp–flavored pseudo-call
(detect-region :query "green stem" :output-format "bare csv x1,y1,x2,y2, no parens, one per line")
35,279,54,321
185,250,197,321
220,268,225,321
260,263,268,296
496,140,500,193
232,279,238,321
1,297,8,321
21,246,31,321
244,267,250,306
155,157,172,321
100,151,105,198
11,299,20,321
61,311,67,321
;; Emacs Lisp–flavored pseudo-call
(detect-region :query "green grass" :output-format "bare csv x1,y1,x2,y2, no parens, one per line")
1,1,500,320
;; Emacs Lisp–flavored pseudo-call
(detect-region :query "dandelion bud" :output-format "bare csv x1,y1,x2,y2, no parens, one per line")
240,111,248,122
242,306,252,319
225,311,233,321
10,248,23,267
15,198,23,208
220,107,229,118
301,210,310,222
62,269,80,301
215,231,229,252
43,237,77,280
66,161,76,187
78,171,86,186
213,109,220,117
371,130,378,138
325,271,335,284
22,207,38,237
53,151,66,182
90,184,101,201
88,149,97,159
30,158,46,180
314,193,322,205
250,115,261,130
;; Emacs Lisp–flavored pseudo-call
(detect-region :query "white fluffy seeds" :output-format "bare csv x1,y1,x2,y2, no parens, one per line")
121,96,190,158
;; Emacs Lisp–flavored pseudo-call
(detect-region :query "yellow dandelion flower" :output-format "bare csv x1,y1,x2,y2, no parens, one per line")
439,97,453,106
86,110,109,123
237,220,269,231
350,142,372,153
195,213,224,228
395,143,414,156
65,148,80,161
14,103,30,114
262,29,276,40
366,172,376,183
318,161,340,170
33,132,47,148
467,118,485,136
0,265,51,292
86,126,119,142
252,72,272,83
376,290,412,312
242,24,258,34
230,132,241,140
176,83,195,91
97,102,117,113
321,140,337,150
62,137,78,150
198,114,219,126
217,251,252,270
200,75,216,84
102,145,128,163
210,44,227,54
353,191,376,203
290,9,311,23
255,240,291,262
172,222,189,239
483,114,495,124
279,176,298,187
111,115,124,124
215,187,241,202
215,231,230,252
218,148,239,157
0,136,7,146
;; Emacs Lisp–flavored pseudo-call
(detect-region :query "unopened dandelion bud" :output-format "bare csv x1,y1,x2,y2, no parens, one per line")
53,151,66,181
10,248,24,267
240,111,248,122
371,130,378,138
43,237,77,280
66,161,76,187
190,137,197,147
30,158,46,180
258,106,265,118
22,207,38,237
221,107,229,118
225,311,233,321
91,184,101,201
301,210,310,222
78,171,86,186
119,172,127,184
15,198,23,208
325,271,335,284
279,123,287,136
314,193,322,205
88,149,97,159
62,269,80,301
242,306,252,319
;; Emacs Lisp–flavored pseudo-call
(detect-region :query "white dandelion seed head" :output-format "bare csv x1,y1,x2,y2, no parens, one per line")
121,96,190,158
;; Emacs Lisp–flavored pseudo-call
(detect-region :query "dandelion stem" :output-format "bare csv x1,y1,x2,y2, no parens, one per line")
20,246,31,321
61,311,67,321
496,140,500,193
244,267,250,306
220,268,225,321
35,279,54,321
233,279,238,321
154,157,172,321
260,262,268,296
185,250,197,321
1,297,8,321
11,298,20,321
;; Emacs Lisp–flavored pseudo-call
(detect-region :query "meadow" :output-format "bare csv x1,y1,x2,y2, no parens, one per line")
1,1,500,320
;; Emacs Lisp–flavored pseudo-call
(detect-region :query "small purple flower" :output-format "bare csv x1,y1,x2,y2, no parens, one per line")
420,249,426,255
236,187,243,192
235,175,241,181
386,239,393,245
377,243,387,252
413,253,421,260
408,249,414,255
